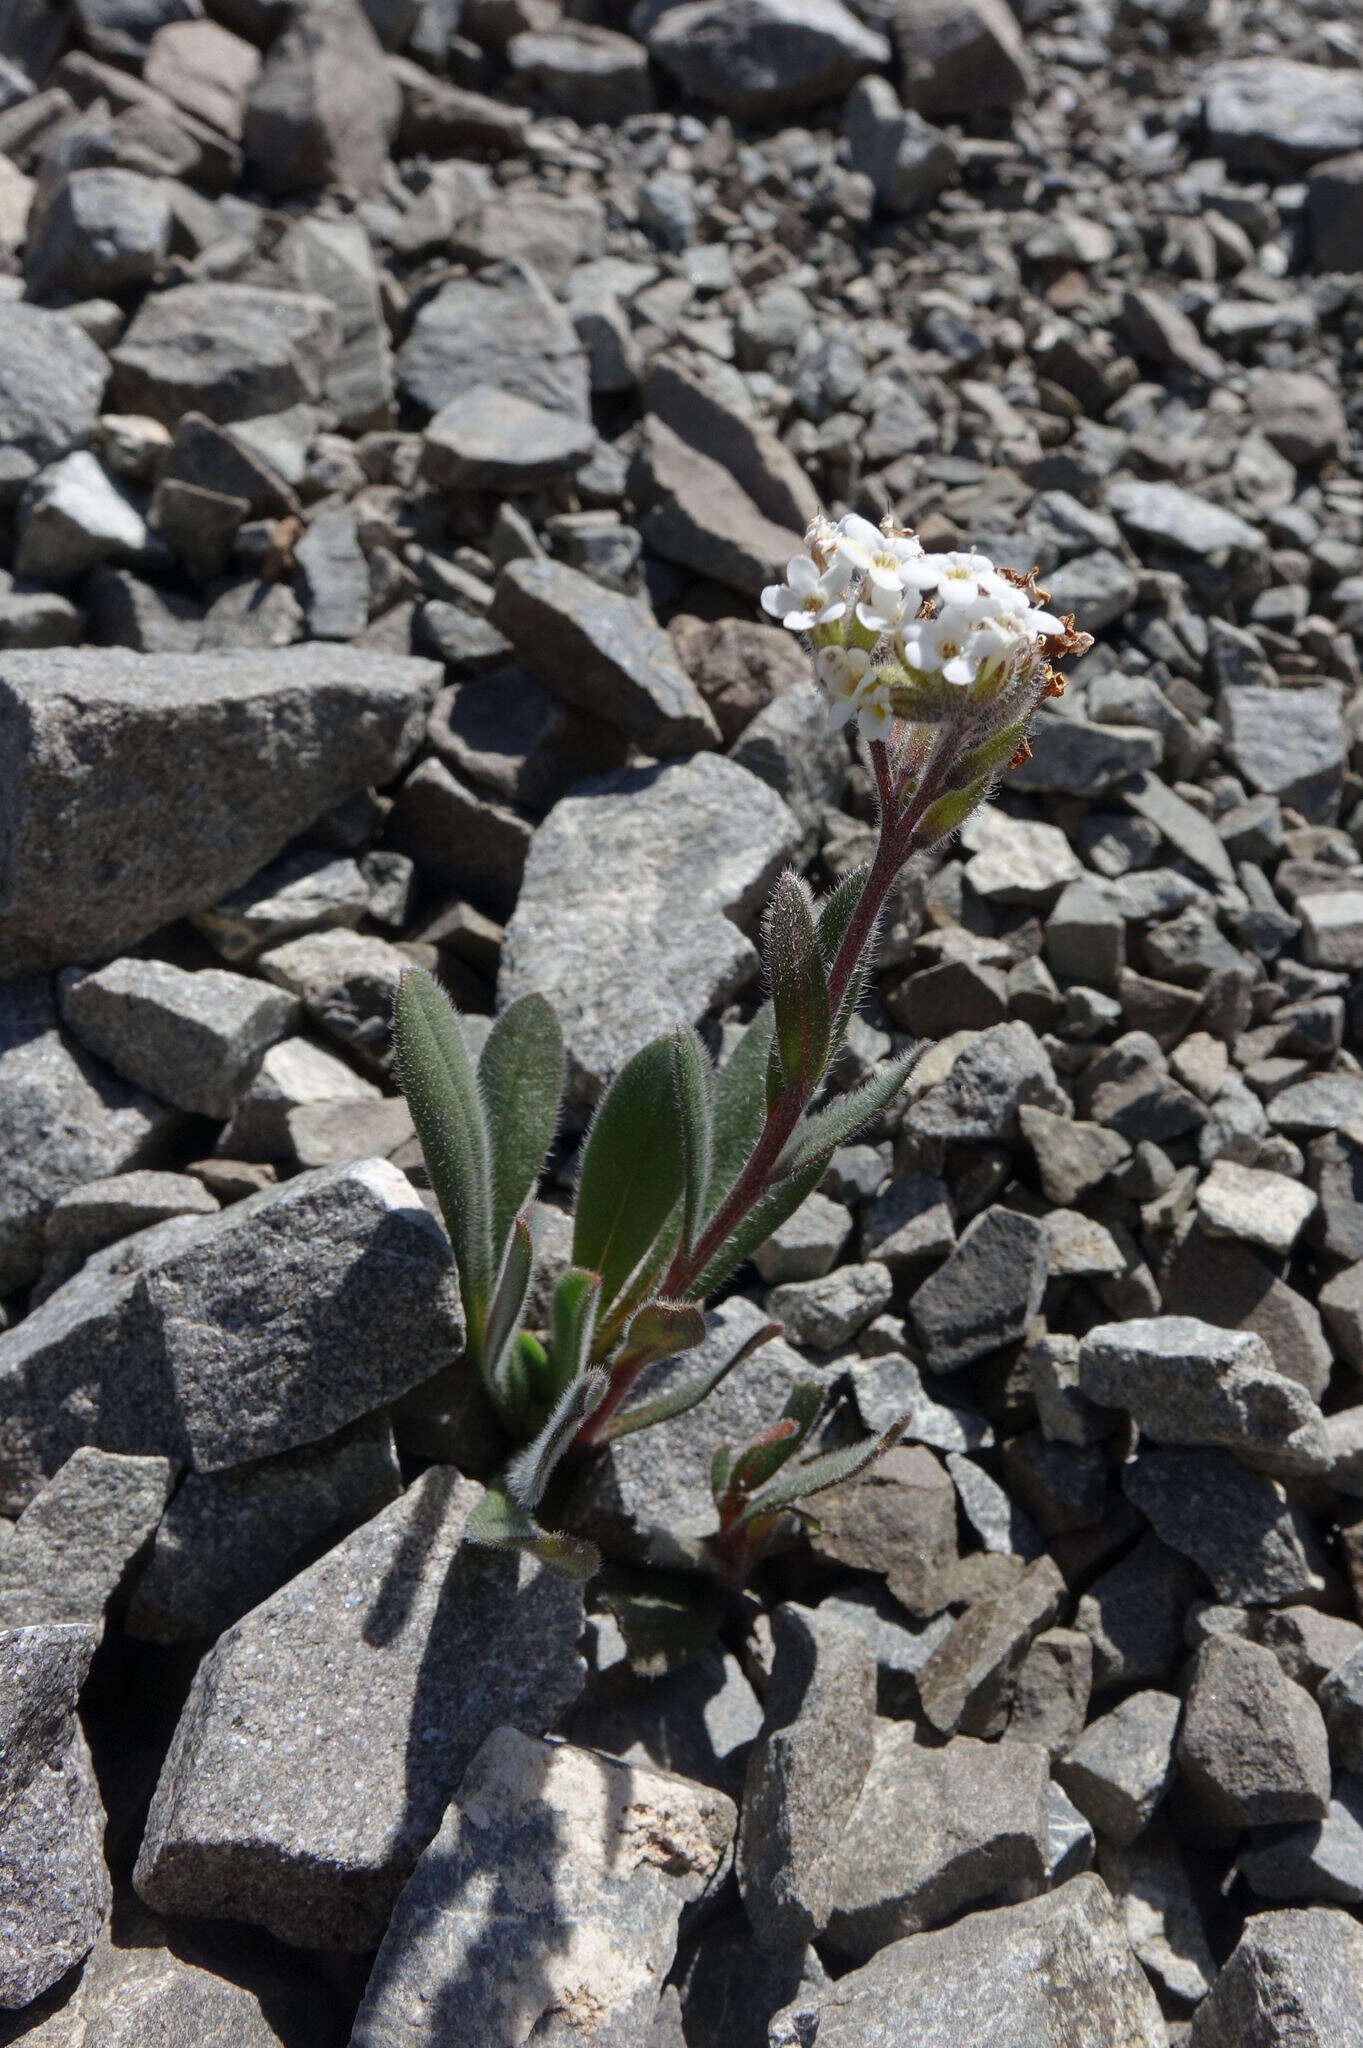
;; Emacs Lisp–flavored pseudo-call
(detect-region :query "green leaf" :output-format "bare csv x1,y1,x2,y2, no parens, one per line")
773,1047,921,1181
710,1445,733,1503
917,783,986,842
672,1027,714,1256
505,1362,607,1510
608,1299,706,1385
482,1211,534,1414
572,1036,687,1313
600,1576,726,1677
731,1420,907,1531
478,995,564,1252
465,1485,600,1579
709,1005,774,1210
766,870,831,1095
949,720,1028,788
590,1218,683,1363
816,865,869,964
685,1157,828,1300
548,1266,602,1400
393,970,494,1345
724,1416,800,1499
601,1316,779,1442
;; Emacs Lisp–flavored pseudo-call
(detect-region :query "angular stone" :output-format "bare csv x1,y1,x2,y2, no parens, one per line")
489,557,719,755
15,1931,305,2045
1179,1636,1331,1828
643,356,820,536
426,670,625,813
1321,1645,1363,1773
1197,1158,1318,1255
24,166,171,300
730,680,848,842
395,261,589,422
777,1874,1166,2048
15,451,147,587
111,283,340,428
1190,1905,1363,2045
144,16,261,138
1007,1627,1092,1759
1098,1830,1216,2006
826,1726,1048,1963
1056,1691,1180,1847
243,0,398,195
909,1207,1051,1374
1076,1534,1198,1692
128,1417,401,1643
916,1557,1066,1738
807,1446,958,1597
1160,1226,1332,1401
894,0,1033,115
1108,478,1266,563
645,0,888,120
423,386,596,492
294,505,368,641
58,958,297,1121
0,1448,172,1635
1019,1105,1130,1205
848,1351,992,1455
768,1263,893,1354
630,415,804,598
0,645,437,976
860,1172,955,1273
506,22,655,121
1077,1317,1327,1474
1023,1328,1114,1449
1123,1449,1323,1605
948,1451,1045,1558
39,1169,218,1299
352,1726,732,2048
217,1035,380,1162
389,757,532,919
843,75,958,212
1011,713,1162,796
668,612,807,745
0,1621,109,2008
0,979,172,1295
499,755,799,1105
1238,1778,1363,1907
0,303,108,503
1205,58,1363,173
0,1159,461,1510
1219,682,1345,825
752,1190,852,1283
737,1603,875,1950
905,1021,1068,1144
959,804,1080,906
133,1470,585,1950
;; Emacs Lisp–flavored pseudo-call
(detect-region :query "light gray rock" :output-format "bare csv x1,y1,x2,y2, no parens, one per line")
1078,1317,1327,1474
499,754,799,1105
1218,682,1345,825
275,208,394,436
294,505,368,642
1107,478,1266,562
255,928,413,1068
1238,1777,1363,1907
0,978,175,1295
242,0,398,195
110,283,340,427
0,1621,109,2009
768,1263,893,1354
216,1036,381,1161
0,1448,172,1635
395,261,590,421
133,1470,586,1951
1056,1691,1181,1846
0,1158,461,1511
1098,1830,1216,2006
15,452,147,586
645,0,888,120
1197,1159,1318,1255
423,386,596,492
842,75,958,212
39,1169,219,1299
1205,58,1363,173
351,1726,734,2048
59,958,298,1120
0,645,437,976
825,1726,1048,1963
24,166,171,300
1044,1783,1095,1887
752,1191,852,1283
848,1350,992,1453
128,1416,402,1643
905,1020,1069,1144
507,22,654,121
774,1874,1166,2048
1187,1906,1363,2046
0,304,108,501
1179,1637,1331,1829
194,850,377,964
1123,1448,1325,1606
737,1603,875,1950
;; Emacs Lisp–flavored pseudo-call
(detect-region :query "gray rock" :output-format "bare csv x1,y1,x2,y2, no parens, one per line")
909,1207,1051,1375
0,644,437,976
768,1263,893,1354
426,668,626,813
777,1874,1166,2048
24,167,171,300
352,1726,733,2048
1197,1159,1318,1255
0,1158,461,1510
39,1169,219,1299
217,1036,381,1161
1023,1328,1115,1448
1218,683,1345,824
1179,1636,1331,1828
1121,767,1237,888
916,1557,1066,1738
1077,1316,1327,1474
389,757,533,918
567,1299,826,1568
825,1726,1048,1963
1007,1627,1092,1759
0,978,174,1295
807,1446,958,1606
499,755,799,1105
507,23,654,122
1238,1777,1363,1906
752,1191,852,1283
1269,1072,1363,1136
859,1172,956,1273
423,386,596,492
645,0,888,120
737,1603,875,1950
560,1637,762,1797
1187,1906,1363,2046
1205,58,1363,173
842,75,958,212
905,1021,1069,1144
1077,1534,1198,1691
1019,1106,1130,1206
729,680,849,843
252,929,408,1067
646,356,819,537
295,506,369,642
1320,1644,1363,1774
0,304,108,497
1099,1829,1216,2005
1247,368,1348,469
1056,1691,1181,1846
848,1351,992,1454
59,958,298,1121
1045,549,1141,633
1123,1448,1324,1605
12,1931,302,2045
243,0,397,195
894,0,1032,114
489,557,719,755
1309,150,1363,272
630,415,805,598
128,1416,402,1642
133,1471,585,1950
195,850,376,965
959,804,1081,906
0,1448,172,1635
0,1621,109,2008
1044,1783,1095,1887
15,452,147,586
947,1451,1045,1559
1010,712,1163,796
277,213,394,435
395,261,590,422
111,283,340,428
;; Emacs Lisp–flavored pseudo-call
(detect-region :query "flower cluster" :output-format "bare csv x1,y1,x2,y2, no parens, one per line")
762,512,1082,743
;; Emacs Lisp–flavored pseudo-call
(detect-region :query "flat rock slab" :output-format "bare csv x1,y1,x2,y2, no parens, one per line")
13,1933,299,2047
1205,59,1363,174
351,1726,735,2048
0,1158,461,1512
499,754,799,1104
0,645,438,974
133,1470,586,1951
0,1447,172,1635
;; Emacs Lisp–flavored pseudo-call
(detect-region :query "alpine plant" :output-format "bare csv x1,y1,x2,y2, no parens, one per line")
393,508,1092,1613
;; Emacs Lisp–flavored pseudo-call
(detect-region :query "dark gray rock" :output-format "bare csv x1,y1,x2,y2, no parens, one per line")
423,387,596,492
730,680,849,844
842,75,958,212
0,644,437,975
24,167,171,300
1010,713,1163,796
1218,683,1345,825
194,851,376,965
395,261,590,422
825,1725,1048,1963
59,959,298,1120
1320,1644,1363,1774
737,1603,875,1950
645,0,888,120
506,23,655,121
1179,1637,1331,1828
0,1159,461,1510
11,1931,302,2045
1187,1906,1363,2046
243,0,398,195
110,284,340,428
0,1448,172,1635
1098,1829,1216,2006
351,1727,734,2048
0,1621,109,2009
133,1470,586,1951
1123,1448,1324,1605
1076,1534,1199,1691
1056,1691,1181,1846
38,1169,219,1299
0,303,108,496
499,755,799,1105
1238,1778,1363,1906
893,0,1033,115
905,1021,1068,1144
909,1207,1051,1374
277,213,394,435
916,1557,1066,1738
1007,1627,1092,1759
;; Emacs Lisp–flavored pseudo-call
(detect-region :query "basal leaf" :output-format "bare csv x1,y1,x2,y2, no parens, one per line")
548,1266,602,1400
482,1210,535,1416
572,1036,687,1313
465,1485,600,1580
504,1360,607,1511
479,994,564,1252
600,1316,779,1442
672,1026,714,1256
393,970,494,1345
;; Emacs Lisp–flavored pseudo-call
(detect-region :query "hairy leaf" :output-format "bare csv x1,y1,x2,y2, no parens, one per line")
672,1026,714,1256
816,865,869,965
465,1485,600,1579
917,783,986,842
609,1299,706,1385
766,870,830,1094
708,1004,774,1213
573,1036,687,1313
686,1157,827,1300
482,1210,535,1416
773,1047,921,1181
393,970,494,1344
724,1416,800,1499
949,719,1028,789
601,1316,779,1443
548,1266,602,1400
505,1361,607,1511
731,1419,907,1531
479,994,564,1252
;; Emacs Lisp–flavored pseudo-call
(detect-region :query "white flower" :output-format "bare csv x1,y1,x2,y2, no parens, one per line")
761,551,853,630
855,579,906,635
815,643,871,725
902,603,1002,687
917,551,1017,607
834,513,930,599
